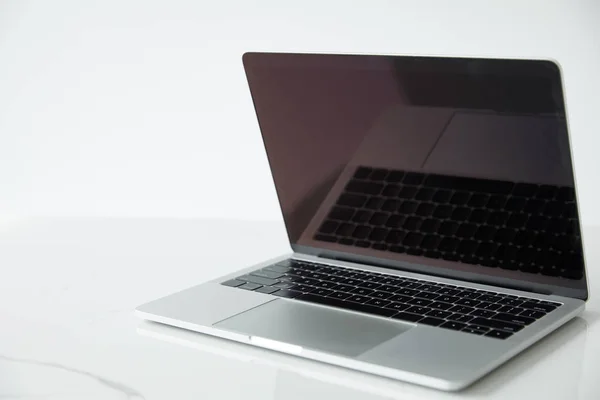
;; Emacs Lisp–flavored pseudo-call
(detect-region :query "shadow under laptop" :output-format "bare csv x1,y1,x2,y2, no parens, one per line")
137,316,590,399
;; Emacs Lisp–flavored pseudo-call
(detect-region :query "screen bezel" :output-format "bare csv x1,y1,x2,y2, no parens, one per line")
242,51,589,301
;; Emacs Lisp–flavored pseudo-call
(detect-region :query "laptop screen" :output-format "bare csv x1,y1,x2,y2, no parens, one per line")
243,53,587,299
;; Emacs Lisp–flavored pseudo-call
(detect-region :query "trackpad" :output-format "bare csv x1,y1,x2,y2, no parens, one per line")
214,300,412,357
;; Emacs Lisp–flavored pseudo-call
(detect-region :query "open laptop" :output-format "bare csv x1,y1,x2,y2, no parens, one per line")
136,52,588,391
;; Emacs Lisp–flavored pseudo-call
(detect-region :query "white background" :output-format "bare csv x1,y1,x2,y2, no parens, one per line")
0,0,599,223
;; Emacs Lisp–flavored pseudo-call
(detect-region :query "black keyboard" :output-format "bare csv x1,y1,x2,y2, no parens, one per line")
222,259,562,340
314,166,584,280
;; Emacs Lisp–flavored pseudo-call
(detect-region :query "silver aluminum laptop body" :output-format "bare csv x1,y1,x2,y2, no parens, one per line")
136,53,588,391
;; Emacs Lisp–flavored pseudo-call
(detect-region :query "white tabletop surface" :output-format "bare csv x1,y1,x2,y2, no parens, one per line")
0,217,598,399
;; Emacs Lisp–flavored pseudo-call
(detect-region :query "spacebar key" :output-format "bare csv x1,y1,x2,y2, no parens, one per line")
296,294,397,317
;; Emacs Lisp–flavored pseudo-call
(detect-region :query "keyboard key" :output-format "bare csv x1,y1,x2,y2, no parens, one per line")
406,306,431,315
337,193,367,208
520,309,546,319
404,282,425,289
379,283,401,292
272,289,302,298
396,288,419,296
328,206,355,221
382,184,401,197
440,321,467,331
347,295,371,303
340,278,364,286
478,294,503,303
468,193,489,207
419,317,445,326
485,330,513,339
403,232,424,247
455,299,481,307
427,309,452,319
385,215,405,229
336,223,357,237
221,279,245,288
239,282,262,291
487,195,508,209
345,180,383,195
413,291,439,300
436,295,459,303
400,201,419,214
318,220,339,235
497,297,524,307
313,234,336,243
237,275,279,286
392,312,423,323
359,281,382,290
389,294,411,303
403,172,425,185
439,237,459,252
371,168,388,181
416,203,435,217
329,291,352,300
458,291,482,300
449,305,475,314
386,170,405,182
365,197,385,210
416,188,435,201
312,288,334,297
520,302,557,313
353,226,372,240
314,281,338,289
332,284,356,293
429,301,454,310
497,306,525,315
371,291,395,300
448,313,475,323
469,209,489,224
265,264,292,273
386,302,411,312
481,302,503,311
494,313,536,325
407,298,433,306
273,281,296,289
469,317,524,333
295,277,320,286
470,309,497,318
256,286,280,294
366,298,391,308
398,186,418,199
462,327,488,335
467,323,493,332
383,199,402,212
437,288,461,296
351,287,374,296
385,230,406,244
293,285,316,293
450,192,470,206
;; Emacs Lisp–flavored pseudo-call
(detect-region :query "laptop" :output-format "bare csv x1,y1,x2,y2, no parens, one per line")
136,52,588,391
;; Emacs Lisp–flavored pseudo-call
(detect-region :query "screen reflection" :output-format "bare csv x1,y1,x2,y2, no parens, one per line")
243,53,585,298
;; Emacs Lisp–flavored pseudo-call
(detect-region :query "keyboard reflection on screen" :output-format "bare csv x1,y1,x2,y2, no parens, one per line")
314,166,583,281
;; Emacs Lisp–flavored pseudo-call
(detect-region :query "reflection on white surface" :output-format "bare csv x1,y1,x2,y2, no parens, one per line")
0,354,144,399
138,315,590,400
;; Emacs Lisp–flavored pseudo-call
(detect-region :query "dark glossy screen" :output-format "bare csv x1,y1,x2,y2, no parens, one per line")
243,53,586,299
